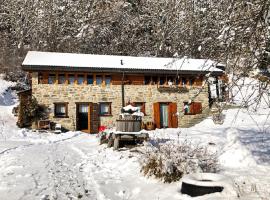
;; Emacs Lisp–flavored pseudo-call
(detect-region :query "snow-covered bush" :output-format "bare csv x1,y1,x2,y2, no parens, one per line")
140,140,219,183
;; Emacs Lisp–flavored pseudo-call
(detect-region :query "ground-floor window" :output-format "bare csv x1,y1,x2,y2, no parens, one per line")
99,102,112,116
184,102,202,115
133,102,146,115
54,103,68,117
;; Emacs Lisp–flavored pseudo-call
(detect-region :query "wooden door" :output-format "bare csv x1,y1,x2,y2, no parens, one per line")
153,102,161,128
90,103,100,133
169,103,178,128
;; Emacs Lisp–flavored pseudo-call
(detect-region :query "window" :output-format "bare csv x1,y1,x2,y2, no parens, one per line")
38,73,44,84
58,74,65,84
68,74,75,84
99,102,112,116
105,75,111,85
48,74,56,84
133,102,146,115
87,75,93,85
189,78,195,86
96,75,103,85
77,74,85,84
159,77,166,85
152,76,158,84
54,103,68,117
182,78,187,86
175,77,180,85
183,102,202,115
144,76,151,85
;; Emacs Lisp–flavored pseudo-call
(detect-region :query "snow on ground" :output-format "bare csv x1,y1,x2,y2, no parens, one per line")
1,77,270,199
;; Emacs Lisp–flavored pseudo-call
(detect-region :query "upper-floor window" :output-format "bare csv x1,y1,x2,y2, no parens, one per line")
105,75,111,85
38,73,43,84
159,77,166,85
48,74,56,84
189,78,194,86
182,78,187,86
144,76,151,85
68,74,75,84
96,75,103,85
77,74,85,84
58,74,65,84
87,75,94,85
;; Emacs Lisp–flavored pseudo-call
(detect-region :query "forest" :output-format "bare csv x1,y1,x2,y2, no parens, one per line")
0,0,269,78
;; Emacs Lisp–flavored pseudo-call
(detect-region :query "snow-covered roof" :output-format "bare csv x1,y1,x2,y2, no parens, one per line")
22,51,224,73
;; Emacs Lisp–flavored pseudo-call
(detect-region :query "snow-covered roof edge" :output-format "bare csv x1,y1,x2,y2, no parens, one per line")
22,51,224,74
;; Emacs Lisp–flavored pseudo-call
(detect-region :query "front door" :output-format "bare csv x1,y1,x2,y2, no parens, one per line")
153,102,178,128
77,104,89,132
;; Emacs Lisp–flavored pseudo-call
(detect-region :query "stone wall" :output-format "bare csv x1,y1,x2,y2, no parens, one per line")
31,72,209,131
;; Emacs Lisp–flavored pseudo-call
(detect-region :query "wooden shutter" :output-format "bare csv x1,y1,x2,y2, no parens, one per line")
190,102,202,115
90,103,100,133
194,102,202,114
189,102,195,115
153,103,160,128
169,103,178,128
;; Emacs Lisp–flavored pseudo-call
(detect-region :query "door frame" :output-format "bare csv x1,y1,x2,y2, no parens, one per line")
153,102,178,128
76,102,91,133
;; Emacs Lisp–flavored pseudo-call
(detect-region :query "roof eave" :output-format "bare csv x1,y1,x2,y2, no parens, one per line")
22,65,224,76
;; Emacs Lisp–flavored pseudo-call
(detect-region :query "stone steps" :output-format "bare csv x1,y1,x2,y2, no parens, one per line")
179,109,211,128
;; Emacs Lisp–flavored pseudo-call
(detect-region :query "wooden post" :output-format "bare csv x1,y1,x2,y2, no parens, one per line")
113,135,120,150
121,72,125,108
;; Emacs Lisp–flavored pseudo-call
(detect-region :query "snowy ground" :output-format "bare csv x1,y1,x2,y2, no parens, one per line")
1,77,270,200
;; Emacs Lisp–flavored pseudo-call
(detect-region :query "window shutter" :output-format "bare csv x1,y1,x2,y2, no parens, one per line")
196,102,202,114
169,103,178,128
153,103,160,128
191,102,202,114
90,103,100,133
189,102,195,115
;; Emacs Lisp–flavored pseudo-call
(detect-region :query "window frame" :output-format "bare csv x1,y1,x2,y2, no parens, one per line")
183,102,202,115
99,102,112,116
48,73,56,84
68,74,75,84
87,74,94,85
104,75,111,86
95,75,103,85
58,73,66,84
54,102,69,118
133,102,146,115
77,74,85,85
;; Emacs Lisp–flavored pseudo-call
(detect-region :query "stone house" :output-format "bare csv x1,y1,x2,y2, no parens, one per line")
21,51,225,133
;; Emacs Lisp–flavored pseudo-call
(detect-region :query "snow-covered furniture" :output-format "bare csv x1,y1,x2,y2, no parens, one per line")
104,104,148,150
